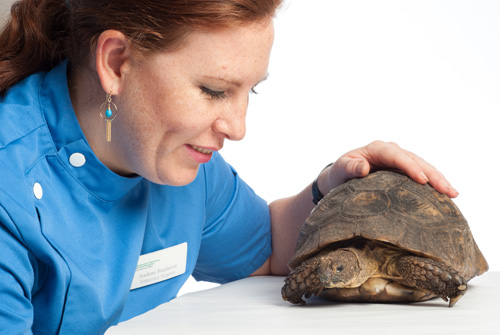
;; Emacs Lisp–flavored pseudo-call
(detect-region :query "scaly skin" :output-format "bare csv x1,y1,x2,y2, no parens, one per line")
281,257,324,305
396,255,467,307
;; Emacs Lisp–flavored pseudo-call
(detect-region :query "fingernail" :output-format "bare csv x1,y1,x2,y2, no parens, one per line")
356,162,365,175
420,172,430,182
440,180,450,190
440,180,458,196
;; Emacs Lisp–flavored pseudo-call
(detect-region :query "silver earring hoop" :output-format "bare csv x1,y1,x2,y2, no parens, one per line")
99,92,118,142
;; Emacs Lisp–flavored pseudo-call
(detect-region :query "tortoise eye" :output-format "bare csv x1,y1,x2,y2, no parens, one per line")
336,265,344,273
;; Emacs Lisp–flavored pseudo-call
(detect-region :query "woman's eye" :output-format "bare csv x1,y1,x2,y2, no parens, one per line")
200,86,227,100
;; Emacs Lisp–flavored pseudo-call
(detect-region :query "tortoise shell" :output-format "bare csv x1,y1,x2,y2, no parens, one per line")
289,171,488,281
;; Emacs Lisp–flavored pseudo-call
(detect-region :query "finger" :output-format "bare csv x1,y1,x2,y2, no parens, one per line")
396,146,459,198
328,157,370,190
364,141,430,184
368,142,459,198
423,167,459,198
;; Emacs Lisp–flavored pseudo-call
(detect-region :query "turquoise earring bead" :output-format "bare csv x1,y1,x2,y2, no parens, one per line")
106,108,113,118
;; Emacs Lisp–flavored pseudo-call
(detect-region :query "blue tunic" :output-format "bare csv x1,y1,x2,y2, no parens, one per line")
0,61,272,334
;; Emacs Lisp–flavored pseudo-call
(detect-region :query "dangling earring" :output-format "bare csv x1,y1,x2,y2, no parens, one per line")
99,91,118,142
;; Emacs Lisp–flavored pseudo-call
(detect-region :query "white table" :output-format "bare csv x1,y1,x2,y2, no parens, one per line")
106,272,499,335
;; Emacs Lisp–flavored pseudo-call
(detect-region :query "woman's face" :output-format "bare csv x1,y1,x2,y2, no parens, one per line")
115,20,274,186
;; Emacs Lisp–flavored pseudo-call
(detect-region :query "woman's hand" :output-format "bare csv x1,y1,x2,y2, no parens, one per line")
319,140,459,198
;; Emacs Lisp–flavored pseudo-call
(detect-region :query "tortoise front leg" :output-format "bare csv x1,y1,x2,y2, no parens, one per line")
396,255,467,307
282,257,324,305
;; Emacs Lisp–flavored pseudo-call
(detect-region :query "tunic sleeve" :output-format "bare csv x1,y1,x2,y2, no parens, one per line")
192,153,272,283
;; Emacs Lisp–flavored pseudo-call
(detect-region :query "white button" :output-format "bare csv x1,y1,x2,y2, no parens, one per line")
33,183,43,200
69,153,86,167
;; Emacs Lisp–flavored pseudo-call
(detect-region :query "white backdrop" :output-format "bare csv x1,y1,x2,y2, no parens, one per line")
1,0,498,289
223,0,500,274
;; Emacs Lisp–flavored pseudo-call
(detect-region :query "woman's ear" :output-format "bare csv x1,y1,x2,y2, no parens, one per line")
95,30,131,95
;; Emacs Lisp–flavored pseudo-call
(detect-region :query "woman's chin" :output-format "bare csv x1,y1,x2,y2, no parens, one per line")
154,166,200,187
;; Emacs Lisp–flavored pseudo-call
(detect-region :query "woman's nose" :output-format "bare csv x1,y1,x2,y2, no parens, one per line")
212,99,247,141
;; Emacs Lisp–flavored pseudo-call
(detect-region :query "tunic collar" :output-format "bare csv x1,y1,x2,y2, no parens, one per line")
40,60,143,202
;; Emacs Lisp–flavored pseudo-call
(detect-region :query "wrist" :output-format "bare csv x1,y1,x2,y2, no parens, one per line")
311,163,333,205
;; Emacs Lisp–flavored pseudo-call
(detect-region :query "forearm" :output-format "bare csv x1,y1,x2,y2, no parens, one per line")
267,187,314,275
267,168,330,275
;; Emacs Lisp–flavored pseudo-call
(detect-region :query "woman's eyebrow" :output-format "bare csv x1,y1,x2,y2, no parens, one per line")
201,73,269,87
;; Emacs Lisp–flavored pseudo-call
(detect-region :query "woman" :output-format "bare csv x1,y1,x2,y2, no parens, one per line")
0,0,458,334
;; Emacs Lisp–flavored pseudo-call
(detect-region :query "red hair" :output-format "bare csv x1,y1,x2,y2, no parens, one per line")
0,0,283,95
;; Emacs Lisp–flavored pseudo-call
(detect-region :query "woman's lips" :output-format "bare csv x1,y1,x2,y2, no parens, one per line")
186,144,214,163
190,144,213,155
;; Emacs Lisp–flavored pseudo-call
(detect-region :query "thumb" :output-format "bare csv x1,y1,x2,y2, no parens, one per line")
329,158,370,190
341,158,370,179
353,160,370,177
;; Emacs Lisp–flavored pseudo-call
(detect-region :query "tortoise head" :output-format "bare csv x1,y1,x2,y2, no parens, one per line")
317,249,360,288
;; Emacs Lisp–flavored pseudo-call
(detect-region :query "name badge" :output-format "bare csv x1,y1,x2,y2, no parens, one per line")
130,242,187,290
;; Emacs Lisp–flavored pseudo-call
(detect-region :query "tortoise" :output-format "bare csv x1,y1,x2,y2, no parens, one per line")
282,170,488,307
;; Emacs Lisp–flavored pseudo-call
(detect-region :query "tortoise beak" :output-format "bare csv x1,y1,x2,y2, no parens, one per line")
318,266,344,286
318,269,333,284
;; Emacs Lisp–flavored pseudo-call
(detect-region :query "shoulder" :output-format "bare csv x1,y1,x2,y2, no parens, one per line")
0,71,47,149
201,151,237,181
149,152,243,224
201,152,266,223
200,151,238,200
0,71,53,212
